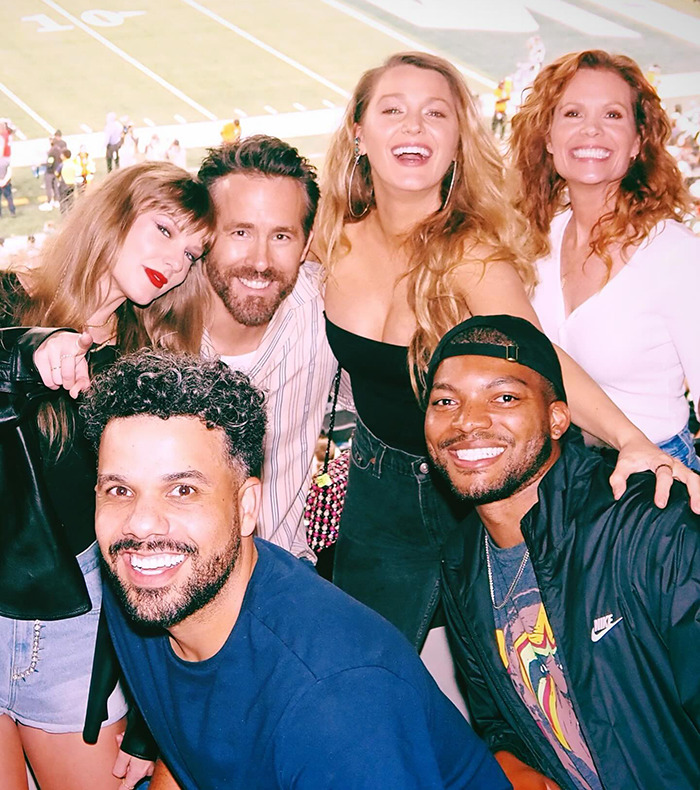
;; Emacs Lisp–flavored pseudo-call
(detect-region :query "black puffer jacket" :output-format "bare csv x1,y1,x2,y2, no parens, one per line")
441,441,700,790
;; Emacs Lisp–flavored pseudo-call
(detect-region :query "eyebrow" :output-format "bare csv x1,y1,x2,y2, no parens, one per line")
377,93,451,104
431,375,531,393
97,470,212,486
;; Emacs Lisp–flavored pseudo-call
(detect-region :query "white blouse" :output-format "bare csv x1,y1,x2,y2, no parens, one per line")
531,210,700,444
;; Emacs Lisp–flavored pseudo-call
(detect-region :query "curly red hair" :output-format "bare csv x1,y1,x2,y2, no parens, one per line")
509,50,691,268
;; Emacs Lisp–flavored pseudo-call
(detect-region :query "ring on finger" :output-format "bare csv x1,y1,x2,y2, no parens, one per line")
51,365,62,371
59,353,73,361
654,463,673,474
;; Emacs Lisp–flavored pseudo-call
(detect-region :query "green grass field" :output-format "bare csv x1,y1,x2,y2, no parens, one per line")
1,0,698,238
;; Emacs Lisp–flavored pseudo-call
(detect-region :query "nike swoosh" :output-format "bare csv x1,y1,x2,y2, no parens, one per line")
591,617,623,643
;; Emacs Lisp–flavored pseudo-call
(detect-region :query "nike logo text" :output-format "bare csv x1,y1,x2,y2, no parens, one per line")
591,613,623,643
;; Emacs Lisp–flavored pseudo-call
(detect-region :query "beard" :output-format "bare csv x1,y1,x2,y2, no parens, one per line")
431,430,553,506
104,531,241,629
206,260,299,327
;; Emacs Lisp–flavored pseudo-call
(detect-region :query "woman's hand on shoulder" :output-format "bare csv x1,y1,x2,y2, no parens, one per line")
610,438,700,514
33,330,93,398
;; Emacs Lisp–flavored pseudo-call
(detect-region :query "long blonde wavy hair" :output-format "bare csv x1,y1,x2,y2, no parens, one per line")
5,161,215,453
510,49,691,268
315,52,534,391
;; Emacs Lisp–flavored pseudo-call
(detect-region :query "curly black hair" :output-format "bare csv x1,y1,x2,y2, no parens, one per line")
81,348,266,477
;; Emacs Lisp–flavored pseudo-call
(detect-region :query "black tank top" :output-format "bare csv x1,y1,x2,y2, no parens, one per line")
325,315,426,455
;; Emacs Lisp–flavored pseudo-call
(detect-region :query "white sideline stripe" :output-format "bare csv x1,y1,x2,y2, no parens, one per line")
39,0,217,120
179,0,351,99
586,0,700,47
0,81,54,134
322,0,497,90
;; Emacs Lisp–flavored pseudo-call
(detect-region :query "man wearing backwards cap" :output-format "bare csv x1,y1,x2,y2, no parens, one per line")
424,315,700,790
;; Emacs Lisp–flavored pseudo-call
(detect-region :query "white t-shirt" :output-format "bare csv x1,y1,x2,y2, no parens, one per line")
532,210,700,444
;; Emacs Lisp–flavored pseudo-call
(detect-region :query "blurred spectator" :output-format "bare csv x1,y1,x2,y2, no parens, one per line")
120,119,140,167
165,138,187,168
144,133,165,161
58,149,77,213
0,119,15,169
76,145,96,192
491,77,512,140
104,111,123,171
0,159,16,218
221,118,242,144
40,132,67,211
646,63,661,94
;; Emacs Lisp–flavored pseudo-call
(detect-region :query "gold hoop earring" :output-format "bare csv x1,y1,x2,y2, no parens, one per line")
348,137,370,219
440,161,457,211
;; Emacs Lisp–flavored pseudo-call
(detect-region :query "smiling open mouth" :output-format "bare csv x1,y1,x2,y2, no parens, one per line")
392,144,432,163
454,447,505,461
129,553,185,575
145,267,168,288
238,277,272,291
571,147,610,160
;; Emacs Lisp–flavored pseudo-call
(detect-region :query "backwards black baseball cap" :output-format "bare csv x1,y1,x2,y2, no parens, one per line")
424,315,567,404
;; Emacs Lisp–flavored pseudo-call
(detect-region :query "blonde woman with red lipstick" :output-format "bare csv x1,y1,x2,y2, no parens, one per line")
315,51,700,678
512,50,700,470
0,161,213,790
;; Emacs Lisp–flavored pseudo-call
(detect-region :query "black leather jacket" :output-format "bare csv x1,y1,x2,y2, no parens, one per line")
441,441,700,790
0,324,155,758
0,326,93,618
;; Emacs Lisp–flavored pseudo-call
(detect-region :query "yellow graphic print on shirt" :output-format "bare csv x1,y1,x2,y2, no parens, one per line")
497,603,572,751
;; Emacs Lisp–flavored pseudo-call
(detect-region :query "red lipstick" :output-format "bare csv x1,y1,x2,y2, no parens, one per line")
144,267,168,288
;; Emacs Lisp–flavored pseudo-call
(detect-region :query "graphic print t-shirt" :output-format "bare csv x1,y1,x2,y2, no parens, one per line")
487,536,602,790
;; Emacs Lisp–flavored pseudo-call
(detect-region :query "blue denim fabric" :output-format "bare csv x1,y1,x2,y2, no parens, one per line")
332,419,466,649
0,542,127,732
657,425,700,472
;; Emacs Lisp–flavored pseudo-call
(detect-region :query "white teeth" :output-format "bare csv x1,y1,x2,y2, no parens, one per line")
130,554,185,574
393,145,431,157
454,447,505,461
572,148,610,160
239,277,270,290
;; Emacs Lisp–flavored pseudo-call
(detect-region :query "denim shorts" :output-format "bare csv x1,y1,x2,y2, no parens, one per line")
0,542,128,733
657,425,700,472
332,418,467,650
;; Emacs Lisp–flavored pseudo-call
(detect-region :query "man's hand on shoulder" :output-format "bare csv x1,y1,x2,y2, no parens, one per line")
495,751,561,789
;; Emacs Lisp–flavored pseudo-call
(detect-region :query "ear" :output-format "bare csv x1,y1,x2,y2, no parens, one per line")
631,134,641,160
549,400,571,441
545,136,553,155
301,229,314,262
237,477,261,538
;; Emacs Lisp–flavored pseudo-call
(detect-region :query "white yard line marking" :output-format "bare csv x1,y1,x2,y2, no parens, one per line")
80,123,93,133
234,108,248,118
322,99,336,108
264,105,279,114
179,0,351,99
174,114,187,124
39,0,217,120
0,81,54,134
143,117,156,127
322,0,497,90
293,102,307,112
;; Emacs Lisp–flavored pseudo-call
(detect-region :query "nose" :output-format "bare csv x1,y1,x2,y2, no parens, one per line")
582,115,602,137
122,496,170,540
249,236,270,273
402,108,423,134
453,400,492,433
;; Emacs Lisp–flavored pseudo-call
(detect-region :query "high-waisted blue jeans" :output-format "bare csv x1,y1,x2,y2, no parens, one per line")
332,418,466,650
